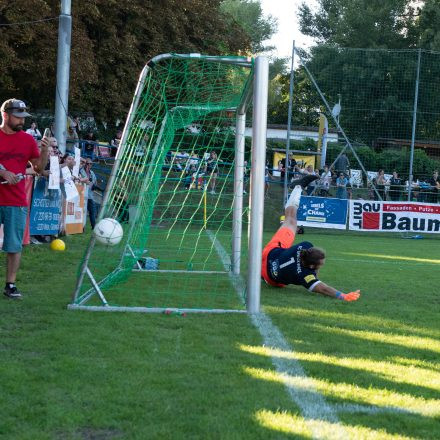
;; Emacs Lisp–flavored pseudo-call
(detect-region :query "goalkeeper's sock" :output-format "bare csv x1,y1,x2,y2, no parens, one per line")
285,185,302,209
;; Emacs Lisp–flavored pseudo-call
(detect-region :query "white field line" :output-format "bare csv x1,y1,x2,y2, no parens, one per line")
333,403,417,415
206,230,348,439
332,257,438,267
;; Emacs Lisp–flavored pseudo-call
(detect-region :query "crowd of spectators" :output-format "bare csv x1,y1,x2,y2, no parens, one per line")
272,152,439,203
168,150,220,194
28,134,99,244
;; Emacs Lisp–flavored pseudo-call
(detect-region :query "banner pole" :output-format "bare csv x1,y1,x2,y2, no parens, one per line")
408,49,421,202
284,40,295,206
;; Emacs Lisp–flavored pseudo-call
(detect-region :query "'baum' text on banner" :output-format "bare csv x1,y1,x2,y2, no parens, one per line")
349,200,440,233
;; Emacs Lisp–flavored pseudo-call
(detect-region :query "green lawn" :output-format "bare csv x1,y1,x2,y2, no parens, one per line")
1,227,439,439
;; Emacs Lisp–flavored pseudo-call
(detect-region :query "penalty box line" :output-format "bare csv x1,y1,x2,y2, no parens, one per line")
206,230,348,439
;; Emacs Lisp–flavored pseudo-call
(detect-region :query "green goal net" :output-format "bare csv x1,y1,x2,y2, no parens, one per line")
70,54,258,313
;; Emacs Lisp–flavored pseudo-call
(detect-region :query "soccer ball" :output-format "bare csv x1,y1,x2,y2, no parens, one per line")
94,218,123,246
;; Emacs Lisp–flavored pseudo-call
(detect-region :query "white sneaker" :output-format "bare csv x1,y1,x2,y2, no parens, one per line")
285,186,302,209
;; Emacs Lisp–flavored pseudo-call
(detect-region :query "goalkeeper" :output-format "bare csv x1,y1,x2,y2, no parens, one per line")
261,174,360,302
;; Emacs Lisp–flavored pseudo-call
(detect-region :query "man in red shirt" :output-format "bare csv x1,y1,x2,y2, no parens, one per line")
0,99,50,299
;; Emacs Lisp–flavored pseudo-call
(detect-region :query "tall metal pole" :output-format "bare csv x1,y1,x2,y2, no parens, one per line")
232,112,246,275
54,0,72,154
283,40,295,205
247,56,269,314
408,49,421,201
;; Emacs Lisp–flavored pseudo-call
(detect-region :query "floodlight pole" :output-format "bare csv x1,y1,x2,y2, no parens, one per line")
408,49,421,201
54,0,72,154
247,56,269,314
284,40,296,205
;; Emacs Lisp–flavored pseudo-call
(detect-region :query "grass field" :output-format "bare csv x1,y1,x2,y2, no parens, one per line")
1,223,439,439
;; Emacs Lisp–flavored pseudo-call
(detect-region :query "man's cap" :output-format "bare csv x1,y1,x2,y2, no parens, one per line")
0,99,32,117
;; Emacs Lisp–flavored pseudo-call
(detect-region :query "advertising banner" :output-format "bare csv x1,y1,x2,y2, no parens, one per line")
349,200,440,234
29,177,61,235
273,152,316,176
297,196,348,230
64,184,85,235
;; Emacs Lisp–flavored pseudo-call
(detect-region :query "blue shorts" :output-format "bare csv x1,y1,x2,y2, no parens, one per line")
0,206,28,253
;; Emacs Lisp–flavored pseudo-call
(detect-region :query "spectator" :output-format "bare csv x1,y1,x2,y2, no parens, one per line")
320,165,332,197
0,98,50,299
206,150,219,194
336,172,348,199
71,116,81,138
389,171,402,201
26,121,41,140
304,166,318,195
278,153,296,183
66,116,78,148
83,130,97,158
264,160,272,198
373,169,386,201
134,133,148,166
79,158,98,229
110,129,122,157
428,170,440,203
334,152,350,178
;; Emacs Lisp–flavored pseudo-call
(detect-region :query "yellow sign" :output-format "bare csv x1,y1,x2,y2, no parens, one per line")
273,152,316,171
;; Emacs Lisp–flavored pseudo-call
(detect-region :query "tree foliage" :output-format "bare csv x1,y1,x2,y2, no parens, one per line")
298,0,419,49
265,0,440,149
220,0,277,53
0,0,250,122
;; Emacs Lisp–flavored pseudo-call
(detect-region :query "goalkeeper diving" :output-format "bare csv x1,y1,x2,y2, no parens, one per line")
261,174,360,302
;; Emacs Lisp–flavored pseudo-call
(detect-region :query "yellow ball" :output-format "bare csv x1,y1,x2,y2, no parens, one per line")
280,215,285,224
50,239,66,251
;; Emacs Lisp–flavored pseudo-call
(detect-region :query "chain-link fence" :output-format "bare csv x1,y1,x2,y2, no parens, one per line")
290,47,440,204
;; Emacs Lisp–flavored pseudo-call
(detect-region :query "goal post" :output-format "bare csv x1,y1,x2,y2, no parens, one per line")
69,54,269,314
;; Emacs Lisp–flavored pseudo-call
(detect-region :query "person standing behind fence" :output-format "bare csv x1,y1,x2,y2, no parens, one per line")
336,172,348,199
79,158,98,229
0,99,50,299
26,121,41,140
374,169,387,201
83,130,97,158
206,150,219,194
389,171,402,201
334,153,350,178
110,129,122,157
428,170,439,204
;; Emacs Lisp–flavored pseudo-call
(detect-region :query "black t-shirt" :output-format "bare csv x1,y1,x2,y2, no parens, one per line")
267,241,321,290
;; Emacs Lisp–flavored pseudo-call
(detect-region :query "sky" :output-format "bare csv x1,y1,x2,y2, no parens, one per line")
260,0,317,58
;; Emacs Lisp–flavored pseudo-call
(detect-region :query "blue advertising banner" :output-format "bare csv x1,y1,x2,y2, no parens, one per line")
29,177,61,235
297,196,348,230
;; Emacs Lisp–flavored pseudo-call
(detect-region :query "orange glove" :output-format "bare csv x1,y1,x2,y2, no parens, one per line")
335,290,360,301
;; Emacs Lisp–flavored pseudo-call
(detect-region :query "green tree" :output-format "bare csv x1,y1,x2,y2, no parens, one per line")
268,65,322,126
0,0,250,123
417,0,440,50
220,0,277,52
298,0,419,49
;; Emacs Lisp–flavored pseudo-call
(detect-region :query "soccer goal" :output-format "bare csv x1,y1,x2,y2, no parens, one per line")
69,54,269,314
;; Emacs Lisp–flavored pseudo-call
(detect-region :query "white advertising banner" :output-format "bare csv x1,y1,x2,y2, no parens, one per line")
73,147,81,178
349,200,440,234
48,155,60,190
61,167,79,201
